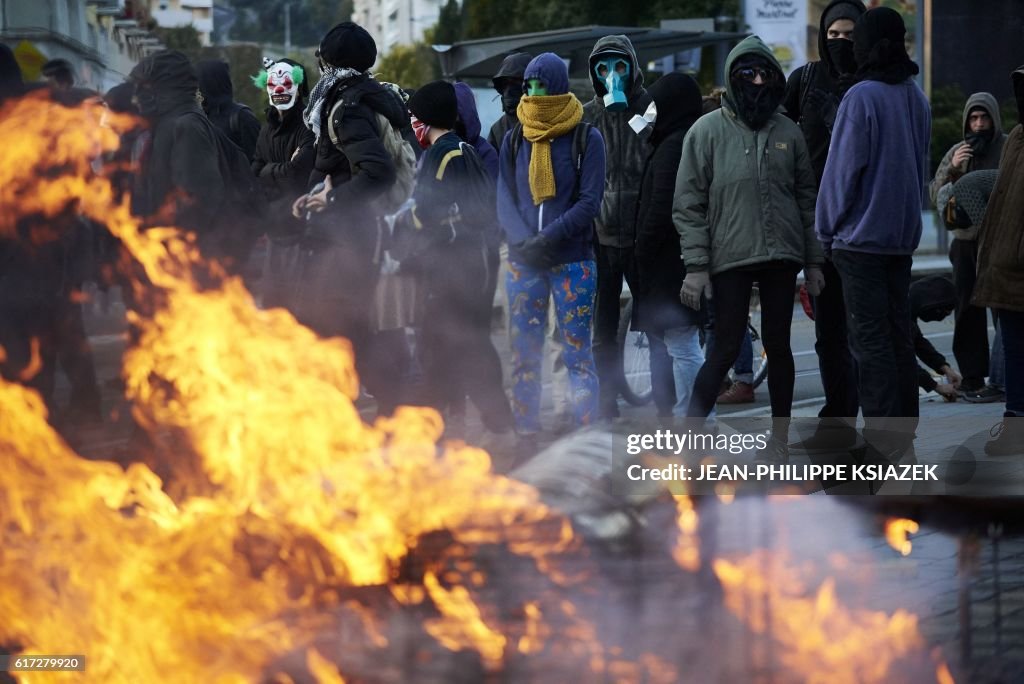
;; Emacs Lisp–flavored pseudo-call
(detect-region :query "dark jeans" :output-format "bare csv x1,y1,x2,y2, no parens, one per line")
421,240,511,430
593,243,636,413
813,258,859,417
950,239,989,389
997,309,1024,415
832,250,918,418
687,264,799,418
647,332,675,417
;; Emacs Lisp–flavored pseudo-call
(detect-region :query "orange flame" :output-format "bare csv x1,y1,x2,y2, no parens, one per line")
672,495,700,572
885,518,920,556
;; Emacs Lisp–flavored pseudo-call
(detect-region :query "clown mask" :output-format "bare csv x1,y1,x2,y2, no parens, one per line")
254,59,304,111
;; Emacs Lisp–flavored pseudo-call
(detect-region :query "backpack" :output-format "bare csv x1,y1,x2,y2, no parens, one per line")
451,141,497,236
327,88,416,215
503,122,592,205
796,61,816,130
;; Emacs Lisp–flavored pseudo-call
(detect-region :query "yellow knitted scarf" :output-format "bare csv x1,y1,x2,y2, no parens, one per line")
517,93,584,205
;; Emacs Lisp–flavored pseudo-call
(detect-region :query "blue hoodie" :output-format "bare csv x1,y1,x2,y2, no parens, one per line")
497,52,606,265
454,82,499,180
815,78,931,255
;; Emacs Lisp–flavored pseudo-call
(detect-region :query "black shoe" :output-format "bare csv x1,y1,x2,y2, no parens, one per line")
962,385,1006,404
985,413,1024,456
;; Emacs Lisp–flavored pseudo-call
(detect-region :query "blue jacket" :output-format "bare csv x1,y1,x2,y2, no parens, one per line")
497,52,605,265
454,82,499,180
816,78,931,255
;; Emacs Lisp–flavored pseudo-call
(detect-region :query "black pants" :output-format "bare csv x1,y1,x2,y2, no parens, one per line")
421,240,511,430
593,243,636,414
687,264,799,418
832,250,918,418
813,258,859,417
949,239,989,390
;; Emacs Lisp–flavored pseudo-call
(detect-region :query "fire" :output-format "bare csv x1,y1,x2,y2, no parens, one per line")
713,551,930,684
0,91,571,681
885,517,920,556
672,495,700,572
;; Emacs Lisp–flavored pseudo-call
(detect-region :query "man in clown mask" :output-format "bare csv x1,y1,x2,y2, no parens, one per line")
251,57,315,309
582,35,649,420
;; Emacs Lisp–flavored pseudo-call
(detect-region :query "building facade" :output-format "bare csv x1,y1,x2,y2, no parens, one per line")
1,0,164,91
351,0,447,56
147,0,212,46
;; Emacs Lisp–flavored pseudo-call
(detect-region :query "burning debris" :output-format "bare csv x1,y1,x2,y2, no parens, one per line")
0,95,965,684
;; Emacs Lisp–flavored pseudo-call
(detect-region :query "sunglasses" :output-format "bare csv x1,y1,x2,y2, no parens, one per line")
732,67,777,83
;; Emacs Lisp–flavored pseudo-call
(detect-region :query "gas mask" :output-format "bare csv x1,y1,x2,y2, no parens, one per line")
255,59,304,112
594,55,631,111
628,100,657,139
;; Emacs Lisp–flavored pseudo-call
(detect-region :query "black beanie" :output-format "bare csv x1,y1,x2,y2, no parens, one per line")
407,80,458,130
319,22,376,72
823,1,864,31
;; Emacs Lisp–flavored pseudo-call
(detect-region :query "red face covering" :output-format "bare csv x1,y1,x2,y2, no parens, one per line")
410,115,432,149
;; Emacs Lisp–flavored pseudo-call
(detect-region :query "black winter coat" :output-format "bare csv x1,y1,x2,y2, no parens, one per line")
197,60,261,162
307,74,404,255
252,105,315,240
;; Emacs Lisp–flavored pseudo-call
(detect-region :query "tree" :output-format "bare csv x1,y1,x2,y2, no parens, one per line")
153,26,202,53
433,0,464,44
374,43,439,89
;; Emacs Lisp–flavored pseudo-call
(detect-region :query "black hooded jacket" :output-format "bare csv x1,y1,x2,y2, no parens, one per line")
783,0,866,185
583,35,649,248
253,103,315,240
129,51,226,240
487,53,532,151
632,73,704,333
197,59,261,162
307,73,405,251
910,275,957,391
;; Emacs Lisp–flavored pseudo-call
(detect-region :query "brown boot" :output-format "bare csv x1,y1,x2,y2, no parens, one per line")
717,381,755,404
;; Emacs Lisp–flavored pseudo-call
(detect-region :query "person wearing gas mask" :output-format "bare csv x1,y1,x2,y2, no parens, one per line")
629,73,704,418
929,92,1007,404
250,58,316,309
674,36,823,430
816,8,930,426
488,52,532,152
783,0,865,436
973,65,1024,456
497,53,605,447
582,35,649,420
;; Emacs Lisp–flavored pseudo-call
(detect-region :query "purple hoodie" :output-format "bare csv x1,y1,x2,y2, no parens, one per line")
815,78,931,255
454,82,499,180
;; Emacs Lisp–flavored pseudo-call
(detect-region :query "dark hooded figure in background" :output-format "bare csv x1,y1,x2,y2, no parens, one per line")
129,50,226,249
487,52,532,152
196,58,261,162
0,42,25,106
630,72,704,419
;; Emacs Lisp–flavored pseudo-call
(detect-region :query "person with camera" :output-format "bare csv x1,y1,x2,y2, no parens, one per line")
930,92,1007,403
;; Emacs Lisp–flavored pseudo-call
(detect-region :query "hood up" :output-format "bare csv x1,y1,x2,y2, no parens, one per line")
962,91,1003,139
196,59,234,108
644,72,702,145
722,36,785,118
818,0,866,79
129,50,200,118
910,275,956,319
588,34,644,99
523,53,570,96
492,52,533,92
453,82,482,142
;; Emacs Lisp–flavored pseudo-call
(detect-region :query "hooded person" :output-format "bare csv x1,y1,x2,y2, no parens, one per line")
629,72,704,419
453,81,498,179
405,80,513,434
487,52,532,151
196,59,261,162
973,65,1024,455
782,0,866,440
128,50,226,246
673,35,822,435
929,91,1008,401
289,22,408,410
816,8,930,443
0,42,26,106
581,34,650,419
497,52,605,444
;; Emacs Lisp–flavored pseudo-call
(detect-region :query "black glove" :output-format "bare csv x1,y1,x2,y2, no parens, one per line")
516,235,558,270
803,87,839,132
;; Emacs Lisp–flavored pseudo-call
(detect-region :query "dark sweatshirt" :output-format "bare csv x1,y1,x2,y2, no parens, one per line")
910,275,957,391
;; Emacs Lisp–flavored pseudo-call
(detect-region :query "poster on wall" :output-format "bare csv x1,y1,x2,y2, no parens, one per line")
744,0,808,76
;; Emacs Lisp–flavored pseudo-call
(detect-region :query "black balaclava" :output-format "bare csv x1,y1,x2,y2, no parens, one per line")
731,55,785,130
827,40,858,77
853,7,919,85
492,53,532,117
964,106,996,156
645,72,703,146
